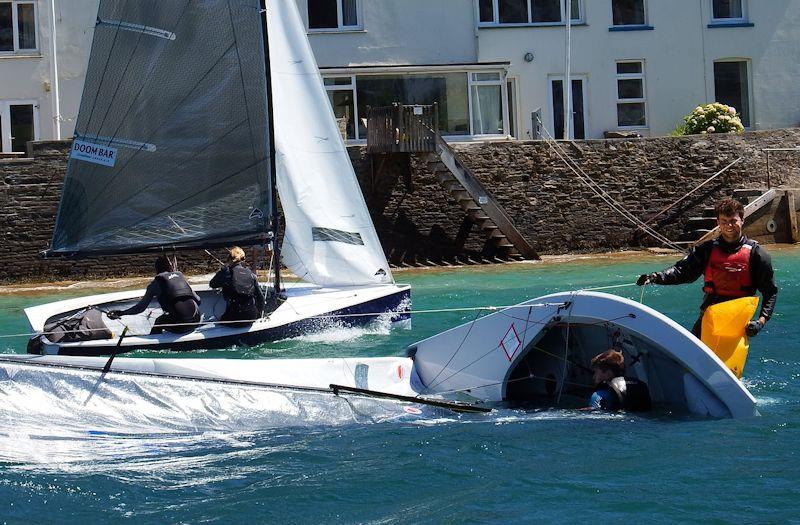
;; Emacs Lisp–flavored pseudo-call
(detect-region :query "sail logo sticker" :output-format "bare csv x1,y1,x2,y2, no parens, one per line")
500,323,522,362
71,140,117,167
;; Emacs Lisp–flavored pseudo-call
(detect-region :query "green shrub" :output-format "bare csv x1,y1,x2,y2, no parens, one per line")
678,103,745,135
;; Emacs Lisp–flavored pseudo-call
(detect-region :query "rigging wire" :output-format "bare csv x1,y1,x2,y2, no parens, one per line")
0,302,569,340
536,115,686,253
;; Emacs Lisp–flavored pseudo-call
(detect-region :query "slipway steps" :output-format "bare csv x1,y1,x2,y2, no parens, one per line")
425,136,538,262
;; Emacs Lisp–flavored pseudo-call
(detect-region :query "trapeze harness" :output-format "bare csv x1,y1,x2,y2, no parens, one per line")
225,265,257,309
155,271,199,318
702,240,756,299
598,377,652,412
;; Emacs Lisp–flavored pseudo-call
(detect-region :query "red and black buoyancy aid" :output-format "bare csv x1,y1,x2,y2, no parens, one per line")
702,240,756,298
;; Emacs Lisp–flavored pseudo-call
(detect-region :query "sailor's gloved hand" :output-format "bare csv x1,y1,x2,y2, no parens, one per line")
636,273,658,286
745,320,764,337
107,310,122,320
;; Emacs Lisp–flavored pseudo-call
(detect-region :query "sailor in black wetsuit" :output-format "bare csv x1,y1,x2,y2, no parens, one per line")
209,246,265,328
589,350,651,412
108,256,201,334
636,198,777,338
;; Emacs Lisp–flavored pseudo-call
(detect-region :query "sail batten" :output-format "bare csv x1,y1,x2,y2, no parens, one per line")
50,0,272,256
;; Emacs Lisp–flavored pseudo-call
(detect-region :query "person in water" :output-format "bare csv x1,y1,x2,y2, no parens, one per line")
108,256,201,334
589,350,651,412
636,197,777,338
209,246,265,327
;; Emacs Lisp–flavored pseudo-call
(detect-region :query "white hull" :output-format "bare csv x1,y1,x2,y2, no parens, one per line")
411,291,757,418
25,282,411,355
8,291,757,419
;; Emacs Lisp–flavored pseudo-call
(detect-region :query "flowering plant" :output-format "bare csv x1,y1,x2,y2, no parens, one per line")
678,103,745,135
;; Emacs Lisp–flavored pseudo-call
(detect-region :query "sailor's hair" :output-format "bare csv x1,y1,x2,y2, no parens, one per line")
228,246,246,264
715,197,745,219
154,255,173,274
591,350,625,376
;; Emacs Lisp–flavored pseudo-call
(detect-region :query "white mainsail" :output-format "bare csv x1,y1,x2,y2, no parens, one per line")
267,0,394,287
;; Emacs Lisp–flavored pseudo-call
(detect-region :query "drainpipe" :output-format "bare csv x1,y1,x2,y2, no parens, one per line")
49,0,61,140
563,0,572,140
699,0,708,103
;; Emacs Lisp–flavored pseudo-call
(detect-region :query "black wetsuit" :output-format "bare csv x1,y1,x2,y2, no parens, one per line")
118,271,201,334
650,235,777,336
589,377,652,412
209,263,265,327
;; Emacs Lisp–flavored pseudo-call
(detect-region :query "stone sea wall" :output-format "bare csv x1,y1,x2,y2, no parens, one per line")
1,129,799,283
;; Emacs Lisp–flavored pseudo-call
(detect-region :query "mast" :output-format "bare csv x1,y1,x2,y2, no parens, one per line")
261,0,281,294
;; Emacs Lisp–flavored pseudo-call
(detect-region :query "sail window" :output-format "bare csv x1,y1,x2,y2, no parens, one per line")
308,0,360,31
312,227,364,245
616,60,647,128
0,1,37,52
477,0,582,26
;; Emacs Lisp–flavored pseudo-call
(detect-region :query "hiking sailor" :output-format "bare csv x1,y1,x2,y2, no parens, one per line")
209,247,265,327
108,256,202,334
636,197,777,338
589,350,651,412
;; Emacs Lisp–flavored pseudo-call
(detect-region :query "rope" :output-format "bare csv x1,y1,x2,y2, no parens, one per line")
4,302,569,340
577,283,638,292
642,156,743,226
536,116,686,253
428,368,592,398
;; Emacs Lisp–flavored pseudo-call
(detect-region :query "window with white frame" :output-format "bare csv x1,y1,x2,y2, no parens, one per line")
324,76,357,140
308,0,360,31
478,0,582,25
322,70,507,140
616,61,646,127
470,72,504,135
0,1,37,53
711,0,746,22
611,0,646,26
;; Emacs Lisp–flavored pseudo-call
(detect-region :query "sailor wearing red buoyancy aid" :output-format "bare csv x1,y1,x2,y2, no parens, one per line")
635,198,777,338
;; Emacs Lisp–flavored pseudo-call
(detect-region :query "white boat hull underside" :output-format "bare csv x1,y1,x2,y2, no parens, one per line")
25,283,411,356
410,291,757,418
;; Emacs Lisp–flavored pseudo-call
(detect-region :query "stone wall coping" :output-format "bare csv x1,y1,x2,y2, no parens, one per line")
22,129,800,154
0,158,35,165
445,127,800,150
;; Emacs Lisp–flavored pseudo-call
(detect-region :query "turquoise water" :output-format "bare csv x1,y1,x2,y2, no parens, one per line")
0,248,798,524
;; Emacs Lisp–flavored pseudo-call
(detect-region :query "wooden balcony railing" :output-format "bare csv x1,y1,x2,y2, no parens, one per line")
366,103,439,153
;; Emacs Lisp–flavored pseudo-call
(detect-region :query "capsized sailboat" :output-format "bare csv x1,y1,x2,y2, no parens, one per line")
26,0,409,356
8,292,758,420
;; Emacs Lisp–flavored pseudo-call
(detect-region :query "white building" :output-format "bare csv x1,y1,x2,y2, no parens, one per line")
2,0,799,153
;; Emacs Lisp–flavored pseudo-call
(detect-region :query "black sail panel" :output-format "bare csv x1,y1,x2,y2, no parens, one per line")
50,0,271,256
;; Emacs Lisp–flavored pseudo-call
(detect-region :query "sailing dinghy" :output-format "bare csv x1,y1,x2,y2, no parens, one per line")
26,0,409,356
7,292,758,419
